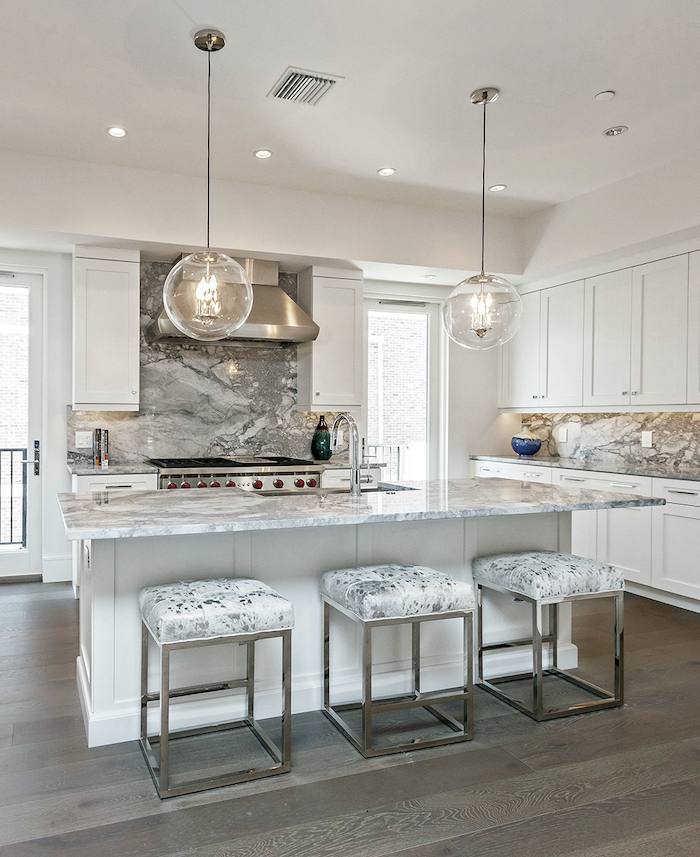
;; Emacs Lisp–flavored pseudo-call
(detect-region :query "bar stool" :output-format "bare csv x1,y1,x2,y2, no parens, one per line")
138,577,293,798
473,551,623,721
321,563,474,757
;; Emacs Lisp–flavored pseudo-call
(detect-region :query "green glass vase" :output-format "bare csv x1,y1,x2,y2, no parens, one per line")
311,415,332,460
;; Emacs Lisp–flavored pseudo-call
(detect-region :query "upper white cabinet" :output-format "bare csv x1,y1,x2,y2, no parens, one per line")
583,257,688,407
499,281,583,409
297,266,363,410
583,269,634,407
73,246,140,411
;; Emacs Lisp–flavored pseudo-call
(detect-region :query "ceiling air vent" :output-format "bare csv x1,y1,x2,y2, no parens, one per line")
268,67,343,106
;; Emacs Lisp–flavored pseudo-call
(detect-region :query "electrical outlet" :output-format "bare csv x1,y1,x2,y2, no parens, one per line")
641,431,654,448
557,427,568,443
75,431,93,448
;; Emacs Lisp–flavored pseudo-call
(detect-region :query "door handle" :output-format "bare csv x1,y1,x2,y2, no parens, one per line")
21,441,40,475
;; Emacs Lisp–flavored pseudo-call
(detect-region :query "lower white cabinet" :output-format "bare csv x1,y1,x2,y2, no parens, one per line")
651,477,700,600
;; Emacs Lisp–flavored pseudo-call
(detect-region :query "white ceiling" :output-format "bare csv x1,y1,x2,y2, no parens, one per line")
4,0,700,222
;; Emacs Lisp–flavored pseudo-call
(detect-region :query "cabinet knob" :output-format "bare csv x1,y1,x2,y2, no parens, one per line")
131,389,137,395
622,391,628,395
631,390,638,395
532,395,538,399
315,392,320,397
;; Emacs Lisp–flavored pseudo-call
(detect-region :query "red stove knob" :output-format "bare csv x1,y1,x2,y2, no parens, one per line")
306,478,317,488
273,479,284,488
226,480,236,487
166,482,177,489
295,478,305,488
197,481,207,488
253,479,264,490
181,481,191,489
211,481,221,488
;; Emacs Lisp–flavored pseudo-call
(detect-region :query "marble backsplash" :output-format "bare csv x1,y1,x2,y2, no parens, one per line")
523,412,700,467
68,262,342,465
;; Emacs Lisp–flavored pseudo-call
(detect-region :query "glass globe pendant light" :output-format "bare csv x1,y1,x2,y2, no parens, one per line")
162,29,253,341
441,88,522,350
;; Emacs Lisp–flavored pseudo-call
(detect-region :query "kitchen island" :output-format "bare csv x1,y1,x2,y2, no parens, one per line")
57,478,663,746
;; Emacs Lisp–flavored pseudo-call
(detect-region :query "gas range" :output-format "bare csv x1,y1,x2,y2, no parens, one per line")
148,456,324,493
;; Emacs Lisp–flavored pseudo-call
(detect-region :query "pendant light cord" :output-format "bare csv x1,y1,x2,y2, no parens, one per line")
206,41,212,252
480,94,487,278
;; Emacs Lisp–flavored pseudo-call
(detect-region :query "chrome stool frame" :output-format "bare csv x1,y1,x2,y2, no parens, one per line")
477,582,623,721
323,596,473,757
139,622,292,799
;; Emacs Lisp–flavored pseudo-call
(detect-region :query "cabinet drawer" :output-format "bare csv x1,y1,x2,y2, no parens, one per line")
321,467,382,489
72,474,158,493
652,477,700,507
553,469,651,496
472,461,552,484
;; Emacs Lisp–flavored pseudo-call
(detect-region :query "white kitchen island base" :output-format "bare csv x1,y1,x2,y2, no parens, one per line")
76,513,576,747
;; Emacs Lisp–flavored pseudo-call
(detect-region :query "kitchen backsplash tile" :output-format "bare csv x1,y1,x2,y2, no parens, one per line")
67,262,342,464
524,412,700,467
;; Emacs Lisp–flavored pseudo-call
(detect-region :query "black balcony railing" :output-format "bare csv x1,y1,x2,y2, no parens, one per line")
0,448,27,548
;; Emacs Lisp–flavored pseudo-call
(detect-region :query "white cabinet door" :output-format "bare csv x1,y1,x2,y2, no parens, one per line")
539,280,584,408
583,269,633,406
651,503,700,599
686,251,700,403
631,255,688,405
73,248,140,411
297,268,363,410
498,291,540,408
597,507,653,585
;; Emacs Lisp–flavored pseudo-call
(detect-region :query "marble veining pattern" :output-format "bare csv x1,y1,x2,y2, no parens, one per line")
321,564,475,620
523,412,700,468
57,478,663,541
139,578,294,643
67,262,344,466
473,551,624,600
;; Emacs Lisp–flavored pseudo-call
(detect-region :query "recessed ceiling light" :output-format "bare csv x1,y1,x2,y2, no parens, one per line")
604,125,628,137
595,90,616,101
489,184,507,192
421,274,436,280
254,149,273,159
107,127,127,138
377,167,396,176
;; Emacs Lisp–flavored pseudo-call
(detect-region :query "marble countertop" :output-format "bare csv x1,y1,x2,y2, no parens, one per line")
471,455,700,481
67,463,159,476
56,477,662,541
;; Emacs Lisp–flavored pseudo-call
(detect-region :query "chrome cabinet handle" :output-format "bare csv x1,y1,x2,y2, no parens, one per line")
563,476,585,482
667,489,699,496
622,391,629,395
610,482,639,489
631,391,638,395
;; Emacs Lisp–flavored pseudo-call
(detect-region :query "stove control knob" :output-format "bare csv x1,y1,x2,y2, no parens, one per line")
181,481,191,489
253,479,264,490
306,478,318,488
295,478,305,488
226,480,236,487
197,481,207,488
273,479,284,488
166,482,177,489
211,481,221,488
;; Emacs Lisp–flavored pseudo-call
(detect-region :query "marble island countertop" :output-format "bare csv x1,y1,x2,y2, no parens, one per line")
56,477,663,541
471,455,700,482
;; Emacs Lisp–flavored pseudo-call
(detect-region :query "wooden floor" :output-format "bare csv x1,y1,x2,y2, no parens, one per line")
1,583,700,856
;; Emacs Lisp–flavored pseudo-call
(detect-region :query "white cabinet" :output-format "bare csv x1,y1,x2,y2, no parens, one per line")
73,246,141,411
297,267,363,410
583,256,688,407
472,460,552,483
321,465,384,489
499,281,584,409
651,477,700,599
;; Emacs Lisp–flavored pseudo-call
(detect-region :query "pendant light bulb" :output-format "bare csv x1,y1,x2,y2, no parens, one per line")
441,87,522,350
163,29,253,342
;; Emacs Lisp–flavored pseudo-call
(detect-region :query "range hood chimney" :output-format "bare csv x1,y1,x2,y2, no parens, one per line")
149,259,319,346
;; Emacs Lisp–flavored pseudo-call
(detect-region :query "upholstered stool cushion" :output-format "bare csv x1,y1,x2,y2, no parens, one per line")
472,551,624,600
320,564,475,621
139,578,294,643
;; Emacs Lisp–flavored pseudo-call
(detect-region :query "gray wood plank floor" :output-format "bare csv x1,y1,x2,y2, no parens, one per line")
0,582,698,856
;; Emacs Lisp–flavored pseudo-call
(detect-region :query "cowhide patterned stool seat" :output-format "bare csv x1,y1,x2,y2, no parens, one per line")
138,578,293,798
321,564,474,757
473,551,624,721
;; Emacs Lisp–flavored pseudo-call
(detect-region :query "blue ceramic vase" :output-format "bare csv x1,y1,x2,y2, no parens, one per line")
511,429,542,458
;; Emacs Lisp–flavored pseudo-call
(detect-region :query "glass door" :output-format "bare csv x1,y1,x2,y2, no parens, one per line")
365,299,443,481
0,270,42,578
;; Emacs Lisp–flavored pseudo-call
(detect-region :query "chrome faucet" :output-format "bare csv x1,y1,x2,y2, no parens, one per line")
330,413,369,497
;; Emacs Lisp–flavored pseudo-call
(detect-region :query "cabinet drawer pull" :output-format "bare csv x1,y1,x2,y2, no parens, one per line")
610,482,638,489
523,472,543,478
622,391,628,396
667,489,699,496
104,484,134,489
562,476,585,483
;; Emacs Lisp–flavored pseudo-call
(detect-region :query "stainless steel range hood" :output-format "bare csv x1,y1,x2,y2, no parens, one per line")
148,259,319,347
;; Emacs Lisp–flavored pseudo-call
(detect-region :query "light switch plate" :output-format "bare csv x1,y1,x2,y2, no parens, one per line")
641,431,654,448
75,431,93,448
557,427,568,443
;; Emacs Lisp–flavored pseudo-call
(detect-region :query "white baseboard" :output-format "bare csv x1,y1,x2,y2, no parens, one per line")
626,582,700,614
42,555,71,583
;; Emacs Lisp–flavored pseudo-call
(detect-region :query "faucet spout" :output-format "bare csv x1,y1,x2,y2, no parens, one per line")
330,413,362,497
